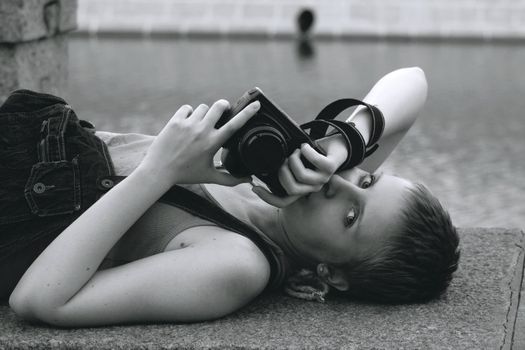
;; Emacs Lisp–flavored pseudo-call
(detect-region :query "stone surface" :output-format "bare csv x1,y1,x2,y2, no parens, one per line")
512,249,525,349
0,34,67,103
0,228,523,349
0,0,77,43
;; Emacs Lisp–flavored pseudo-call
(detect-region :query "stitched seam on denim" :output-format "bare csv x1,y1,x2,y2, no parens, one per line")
90,128,115,176
46,135,50,162
23,161,77,217
57,113,64,160
99,137,114,175
72,156,81,209
24,164,40,214
36,139,43,162
38,208,75,216
41,163,77,216
43,111,69,162
58,108,69,160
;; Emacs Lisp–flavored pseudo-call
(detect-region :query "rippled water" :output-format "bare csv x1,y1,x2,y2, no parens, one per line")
64,37,525,229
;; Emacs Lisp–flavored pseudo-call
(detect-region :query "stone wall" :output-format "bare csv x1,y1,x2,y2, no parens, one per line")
0,0,77,103
76,0,525,40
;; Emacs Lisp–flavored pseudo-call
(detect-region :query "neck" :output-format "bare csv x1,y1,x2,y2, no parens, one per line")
204,183,310,268
246,203,310,269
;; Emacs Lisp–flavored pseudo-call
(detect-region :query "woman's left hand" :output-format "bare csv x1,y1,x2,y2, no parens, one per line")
252,134,348,207
138,99,260,188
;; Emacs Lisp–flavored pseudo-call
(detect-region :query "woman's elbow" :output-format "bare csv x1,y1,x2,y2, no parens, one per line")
397,66,426,82
9,291,63,326
9,292,39,322
404,66,428,105
412,66,428,98
395,66,428,123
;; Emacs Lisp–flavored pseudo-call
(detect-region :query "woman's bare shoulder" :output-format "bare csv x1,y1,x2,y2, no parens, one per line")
165,226,270,268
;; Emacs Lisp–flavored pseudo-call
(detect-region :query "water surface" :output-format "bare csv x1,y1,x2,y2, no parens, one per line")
64,37,525,229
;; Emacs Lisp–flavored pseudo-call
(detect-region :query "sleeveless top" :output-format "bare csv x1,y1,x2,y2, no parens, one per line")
101,185,214,267
100,183,289,290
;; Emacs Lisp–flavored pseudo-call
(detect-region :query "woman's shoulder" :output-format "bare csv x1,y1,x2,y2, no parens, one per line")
166,227,272,288
167,226,270,261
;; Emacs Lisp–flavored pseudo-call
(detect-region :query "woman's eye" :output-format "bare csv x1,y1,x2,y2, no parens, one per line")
344,208,357,227
361,174,375,189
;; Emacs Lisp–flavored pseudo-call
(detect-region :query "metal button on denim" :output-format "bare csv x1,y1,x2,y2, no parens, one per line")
100,178,114,189
33,183,46,194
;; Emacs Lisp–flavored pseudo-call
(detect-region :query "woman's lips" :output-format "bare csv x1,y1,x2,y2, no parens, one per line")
301,184,327,204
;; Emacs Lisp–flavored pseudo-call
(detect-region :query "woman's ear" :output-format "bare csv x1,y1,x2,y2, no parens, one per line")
316,263,350,291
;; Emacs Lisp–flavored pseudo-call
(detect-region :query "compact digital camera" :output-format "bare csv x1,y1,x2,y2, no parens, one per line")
215,87,323,197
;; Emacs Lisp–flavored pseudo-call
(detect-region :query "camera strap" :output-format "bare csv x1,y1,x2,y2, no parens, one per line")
300,98,384,170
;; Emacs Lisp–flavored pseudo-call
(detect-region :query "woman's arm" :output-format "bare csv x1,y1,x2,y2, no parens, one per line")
9,100,262,326
12,228,269,327
344,66,428,172
252,67,428,207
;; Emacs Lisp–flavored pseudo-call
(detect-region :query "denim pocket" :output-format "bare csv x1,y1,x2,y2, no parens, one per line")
24,157,81,217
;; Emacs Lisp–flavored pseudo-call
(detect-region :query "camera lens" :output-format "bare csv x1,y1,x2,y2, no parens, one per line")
239,126,287,176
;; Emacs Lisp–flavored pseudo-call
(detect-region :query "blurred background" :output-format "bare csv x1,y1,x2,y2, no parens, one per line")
1,0,524,229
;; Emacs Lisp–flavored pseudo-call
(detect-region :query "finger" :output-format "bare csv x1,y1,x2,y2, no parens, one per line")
171,105,193,121
204,99,230,126
251,186,300,208
300,143,337,174
216,101,260,144
288,149,328,185
188,104,209,120
278,160,320,195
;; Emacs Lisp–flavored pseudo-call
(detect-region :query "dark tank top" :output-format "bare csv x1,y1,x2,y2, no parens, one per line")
100,183,288,290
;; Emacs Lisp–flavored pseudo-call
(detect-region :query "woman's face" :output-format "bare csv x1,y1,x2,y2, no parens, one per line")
280,168,413,265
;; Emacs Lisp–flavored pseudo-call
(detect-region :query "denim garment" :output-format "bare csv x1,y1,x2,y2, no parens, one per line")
0,90,115,262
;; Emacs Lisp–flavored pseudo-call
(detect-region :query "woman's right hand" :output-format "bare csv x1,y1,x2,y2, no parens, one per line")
137,99,260,188
252,134,348,207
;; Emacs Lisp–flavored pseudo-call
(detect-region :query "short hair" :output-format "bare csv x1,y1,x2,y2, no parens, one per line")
339,183,460,304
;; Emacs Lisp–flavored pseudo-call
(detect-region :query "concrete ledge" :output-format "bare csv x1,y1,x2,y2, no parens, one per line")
0,34,67,103
0,228,523,349
0,0,77,43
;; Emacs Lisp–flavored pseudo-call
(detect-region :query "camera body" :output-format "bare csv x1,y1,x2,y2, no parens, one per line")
215,87,322,197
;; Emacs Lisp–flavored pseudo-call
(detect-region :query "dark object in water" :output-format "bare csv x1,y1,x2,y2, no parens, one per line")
297,8,315,34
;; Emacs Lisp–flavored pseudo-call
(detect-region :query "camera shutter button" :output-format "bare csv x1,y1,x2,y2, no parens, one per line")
240,127,287,175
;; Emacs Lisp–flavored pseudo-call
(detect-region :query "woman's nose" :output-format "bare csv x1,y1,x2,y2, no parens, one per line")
324,174,365,200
